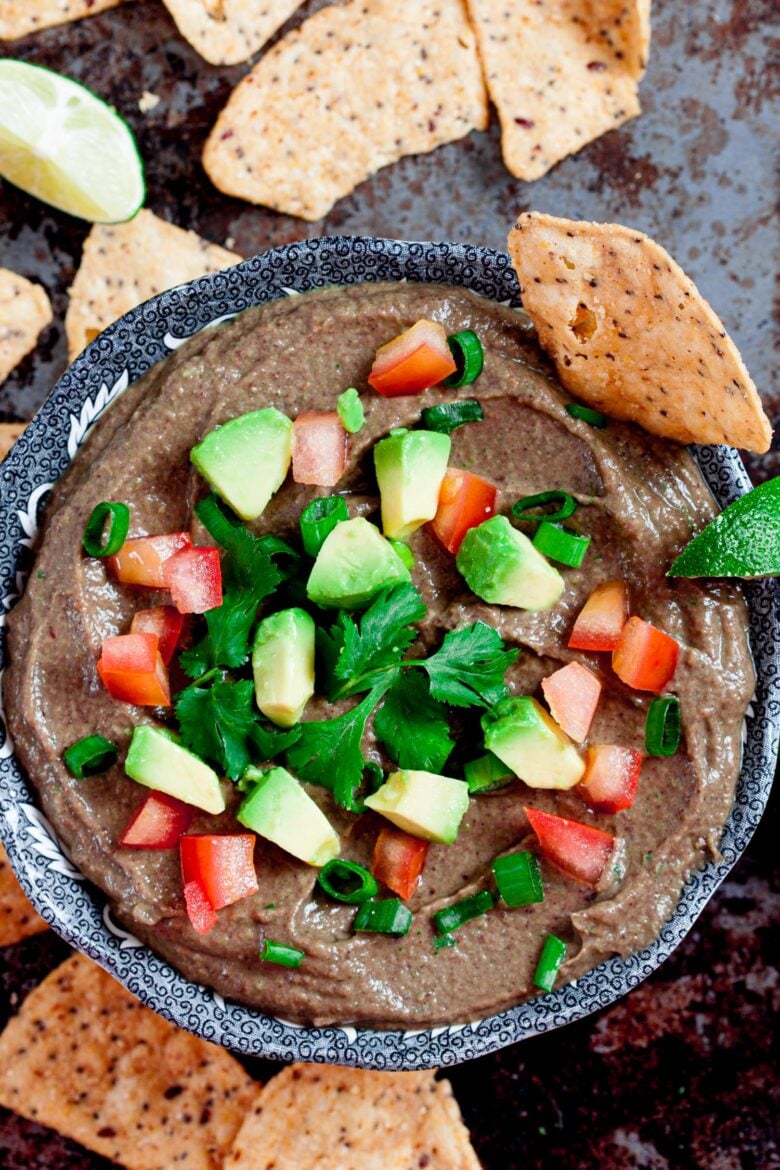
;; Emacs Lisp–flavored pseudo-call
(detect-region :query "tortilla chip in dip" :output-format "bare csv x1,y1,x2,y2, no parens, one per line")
466,0,650,180
202,0,488,221
65,208,241,360
0,953,258,1169
162,0,302,66
0,268,52,385
508,212,772,453
225,1063,482,1169
0,0,126,40
0,841,48,946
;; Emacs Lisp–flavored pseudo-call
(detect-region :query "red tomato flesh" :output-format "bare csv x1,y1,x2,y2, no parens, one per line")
372,826,429,901
130,605,184,665
524,806,616,886
368,319,457,397
109,532,192,588
180,834,258,912
119,791,195,849
612,617,680,693
292,411,347,486
578,745,643,813
97,633,171,707
164,547,222,614
541,661,602,743
428,467,497,554
568,580,629,652
183,879,217,936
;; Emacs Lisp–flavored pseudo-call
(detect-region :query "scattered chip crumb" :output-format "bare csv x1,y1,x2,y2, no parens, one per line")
138,90,160,113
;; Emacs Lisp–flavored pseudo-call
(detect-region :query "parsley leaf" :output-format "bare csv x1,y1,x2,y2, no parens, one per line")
321,583,426,699
175,677,257,780
421,621,519,708
374,672,454,772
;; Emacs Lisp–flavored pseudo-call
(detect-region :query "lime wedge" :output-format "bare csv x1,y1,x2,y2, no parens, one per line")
669,477,780,579
0,60,145,224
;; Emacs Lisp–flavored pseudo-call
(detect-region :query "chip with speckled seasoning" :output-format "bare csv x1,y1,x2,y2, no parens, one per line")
161,0,302,66
0,267,51,386
508,211,772,453
202,0,488,222
0,841,47,946
0,0,127,39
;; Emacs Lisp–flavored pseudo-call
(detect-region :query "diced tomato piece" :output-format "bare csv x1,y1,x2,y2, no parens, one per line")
568,580,629,652
372,826,429,901
97,633,171,706
164,547,222,614
292,411,347,487
180,834,258,912
612,617,680,693
524,806,616,886
541,661,602,743
428,467,497,554
578,745,643,813
368,319,457,397
119,791,195,849
183,879,217,936
109,532,193,588
130,605,184,665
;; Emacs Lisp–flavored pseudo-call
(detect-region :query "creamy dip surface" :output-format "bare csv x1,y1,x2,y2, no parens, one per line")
4,283,754,1027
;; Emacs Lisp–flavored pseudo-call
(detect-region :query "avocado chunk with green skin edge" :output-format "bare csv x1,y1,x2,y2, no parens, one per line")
464,751,514,794
363,769,470,844
252,608,315,728
237,766,340,867
191,407,293,521
482,696,585,790
374,428,451,540
668,477,780,579
306,516,410,609
456,515,564,610
125,725,225,815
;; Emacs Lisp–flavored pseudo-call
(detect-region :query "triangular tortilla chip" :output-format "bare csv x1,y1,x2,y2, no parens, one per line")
0,422,26,461
0,0,126,40
65,209,241,360
0,841,47,946
508,212,772,453
0,268,52,385
225,1063,483,1169
466,0,650,180
203,0,488,221
0,953,258,1170
162,0,302,66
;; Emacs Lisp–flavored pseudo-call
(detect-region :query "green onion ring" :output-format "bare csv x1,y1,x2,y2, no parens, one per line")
511,490,578,525
82,501,130,558
420,400,484,434
299,496,349,558
353,898,412,936
444,330,484,388
532,520,591,568
63,734,119,779
261,939,305,968
566,403,607,428
432,889,495,935
534,933,567,992
195,492,241,550
318,859,380,904
645,695,681,757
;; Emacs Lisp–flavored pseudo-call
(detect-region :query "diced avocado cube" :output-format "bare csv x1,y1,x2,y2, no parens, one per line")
237,766,340,867
125,725,225,815
456,515,564,610
306,516,410,609
374,428,451,540
482,697,585,790
464,751,515,794
191,407,293,521
363,769,470,844
252,608,315,728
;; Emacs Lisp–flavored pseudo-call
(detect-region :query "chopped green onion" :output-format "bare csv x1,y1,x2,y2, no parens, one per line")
317,859,379,904
444,330,484,388
465,752,514,794
353,898,412,936
420,400,484,434
492,851,544,908
434,933,457,951
337,387,365,434
388,539,415,570
432,890,495,935
532,520,591,568
645,695,681,756
261,939,304,968
534,933,567,992
566,403,607,428
299,496,349,558
195,492,241,549
512,490,578,525
82,501,130,558
63,734,118,779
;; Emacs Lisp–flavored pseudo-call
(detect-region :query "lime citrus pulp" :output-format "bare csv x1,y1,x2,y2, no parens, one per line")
668,476,780,579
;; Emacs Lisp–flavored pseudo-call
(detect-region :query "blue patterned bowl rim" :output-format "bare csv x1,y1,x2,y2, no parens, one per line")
1,236,778,1070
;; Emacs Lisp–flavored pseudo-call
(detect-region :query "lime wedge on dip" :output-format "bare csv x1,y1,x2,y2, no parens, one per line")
669,477,780,579
0,60,145,224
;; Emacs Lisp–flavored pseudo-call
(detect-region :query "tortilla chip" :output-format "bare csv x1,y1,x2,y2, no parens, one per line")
0,953,258,1169
508,212,772,453
225,1063,483,1169
0,841,48,946
466,1,650,180
203,0,488,222
162,0,302,66
65,209,241,360
0,0,126,40
0,421,26,461
0,268,52,385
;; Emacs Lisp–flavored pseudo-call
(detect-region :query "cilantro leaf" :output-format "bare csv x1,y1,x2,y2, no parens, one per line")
374,672,454,772
421,622,518,708
175,677,257,780
325,582,426,699
250,720,302,761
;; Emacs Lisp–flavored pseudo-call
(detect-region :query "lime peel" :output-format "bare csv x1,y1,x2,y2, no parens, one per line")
668,477,780,579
